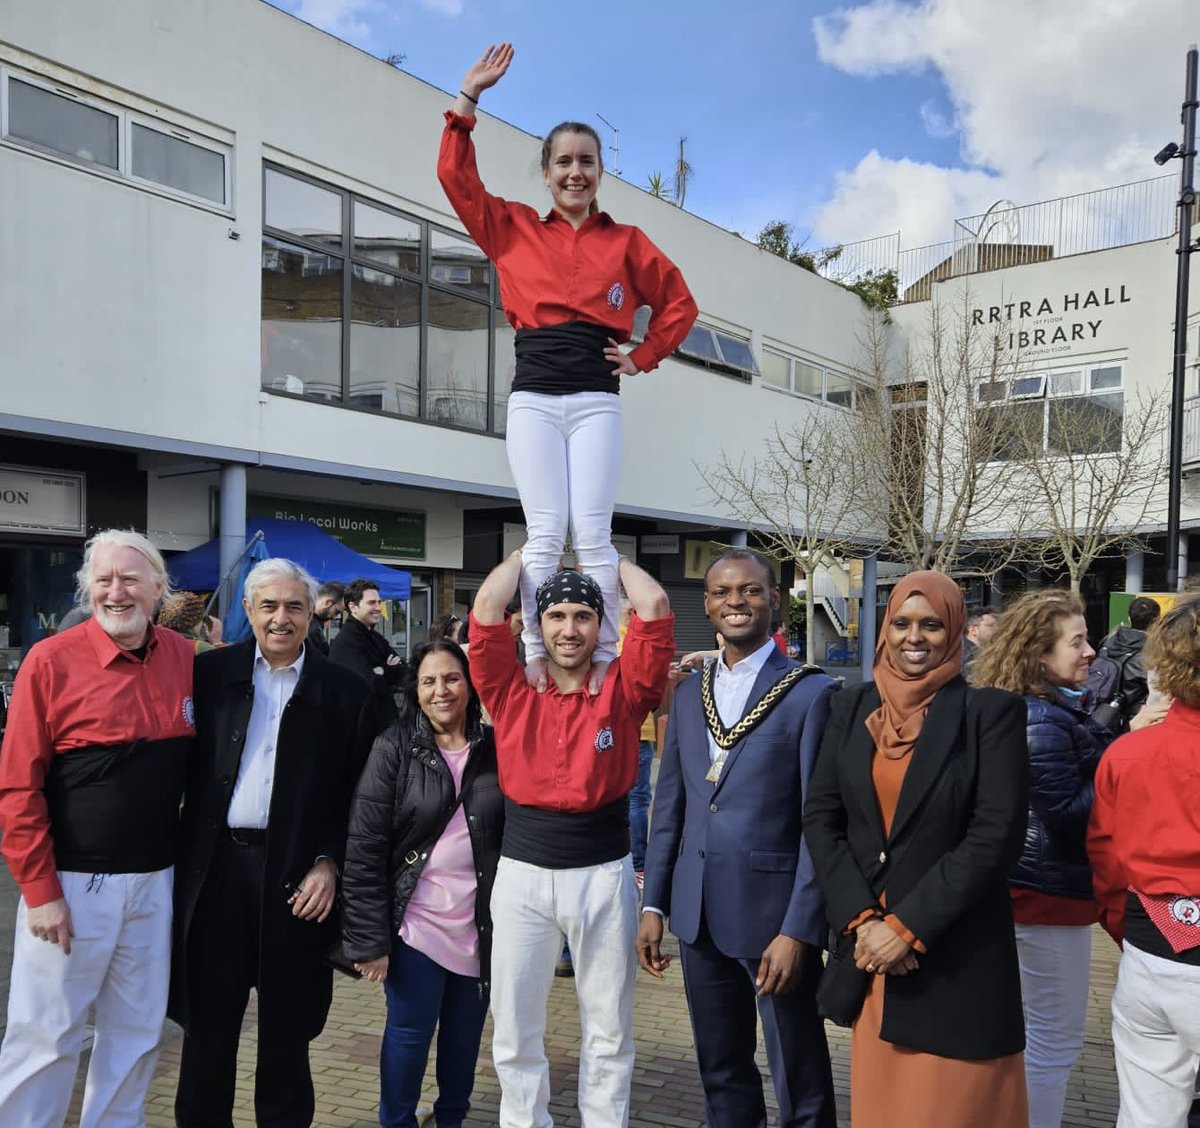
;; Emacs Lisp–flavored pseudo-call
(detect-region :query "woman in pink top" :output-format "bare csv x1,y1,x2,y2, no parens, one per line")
342,641,504,1127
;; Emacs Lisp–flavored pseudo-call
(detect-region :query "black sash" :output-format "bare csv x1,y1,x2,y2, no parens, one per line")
700,661,822,751
513,321,619,395
45,735,192,874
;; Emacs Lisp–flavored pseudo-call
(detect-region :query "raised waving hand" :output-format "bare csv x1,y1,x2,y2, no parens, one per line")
455,43,514,115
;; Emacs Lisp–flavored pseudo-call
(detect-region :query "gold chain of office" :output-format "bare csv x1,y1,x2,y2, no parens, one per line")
699,660,822,751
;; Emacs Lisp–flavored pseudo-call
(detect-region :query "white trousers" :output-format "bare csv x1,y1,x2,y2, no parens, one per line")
505,390,623,666
0,868,173,1128
489,855,638,1128
1112,941,1200,1128
1015,922,1093,1128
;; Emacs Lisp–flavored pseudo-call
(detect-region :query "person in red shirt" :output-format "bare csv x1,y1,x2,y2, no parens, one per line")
0,529,195,1128
1089,597,1200,1128
470,550,674,1126
439,43,697,697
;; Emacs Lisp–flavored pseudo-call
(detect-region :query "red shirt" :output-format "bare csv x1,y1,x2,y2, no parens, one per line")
0,617,195,906
1088,701,1200,943
438,112,698,375
468,611,674,811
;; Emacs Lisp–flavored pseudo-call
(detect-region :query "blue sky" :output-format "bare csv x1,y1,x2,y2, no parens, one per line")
266,0,1195,253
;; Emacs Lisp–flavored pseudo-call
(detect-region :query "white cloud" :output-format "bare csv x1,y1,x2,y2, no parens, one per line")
416,0,464,13
810,0,1195,250
918,99,956,140
292,0,380,44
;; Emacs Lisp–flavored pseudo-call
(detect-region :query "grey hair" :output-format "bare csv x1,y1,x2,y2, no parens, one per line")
75,528,171,611
243,558,317,608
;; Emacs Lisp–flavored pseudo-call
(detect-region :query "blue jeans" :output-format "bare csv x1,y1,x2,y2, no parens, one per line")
628,740,654,872
380,937,488,1128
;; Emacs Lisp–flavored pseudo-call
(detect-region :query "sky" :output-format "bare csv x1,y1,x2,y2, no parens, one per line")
264,0,1196,256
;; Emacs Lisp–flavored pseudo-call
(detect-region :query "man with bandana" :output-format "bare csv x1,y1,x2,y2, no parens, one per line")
470,551,674,1127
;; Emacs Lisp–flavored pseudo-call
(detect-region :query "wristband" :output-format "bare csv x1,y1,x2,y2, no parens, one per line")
460,90,478,105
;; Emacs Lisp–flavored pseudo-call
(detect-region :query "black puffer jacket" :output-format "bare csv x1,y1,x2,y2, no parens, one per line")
341,716,503,990
1009,690,1113,899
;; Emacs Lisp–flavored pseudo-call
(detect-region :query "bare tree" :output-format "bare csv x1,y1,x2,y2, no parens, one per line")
1008,387,1167,592
706,408,873,664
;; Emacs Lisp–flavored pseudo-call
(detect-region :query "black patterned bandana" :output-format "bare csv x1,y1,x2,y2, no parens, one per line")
535,569,604,622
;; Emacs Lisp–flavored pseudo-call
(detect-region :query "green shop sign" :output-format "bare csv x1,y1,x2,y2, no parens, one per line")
249,495,425,559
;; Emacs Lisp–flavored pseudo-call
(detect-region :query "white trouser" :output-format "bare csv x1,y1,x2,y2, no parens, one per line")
505,390,623,666
1112,941,1200,1128
0,868,173,1128
1015,922,1092,1128
489,855,638,1128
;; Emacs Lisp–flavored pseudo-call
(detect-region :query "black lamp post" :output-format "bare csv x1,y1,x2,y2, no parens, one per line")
1162,45,1198,592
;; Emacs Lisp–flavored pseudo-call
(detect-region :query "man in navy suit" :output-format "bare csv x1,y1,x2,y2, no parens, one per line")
638,548,838,1128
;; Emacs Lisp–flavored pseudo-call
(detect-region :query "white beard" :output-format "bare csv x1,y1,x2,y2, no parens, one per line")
93,604,150,646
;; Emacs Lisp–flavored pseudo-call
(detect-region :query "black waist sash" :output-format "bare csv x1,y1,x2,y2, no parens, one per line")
513,321,620,396
501,797,628,868
45,736,192,874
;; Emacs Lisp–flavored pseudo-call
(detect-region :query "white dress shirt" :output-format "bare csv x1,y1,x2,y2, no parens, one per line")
705,637,777,765
226,644,305,829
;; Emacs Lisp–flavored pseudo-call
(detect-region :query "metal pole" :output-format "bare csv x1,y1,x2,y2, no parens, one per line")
218,463,247,619
1165,45,1198,592
859,553,878,682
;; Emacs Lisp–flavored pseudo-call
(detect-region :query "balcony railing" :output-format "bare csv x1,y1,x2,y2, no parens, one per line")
1183,395,1200,473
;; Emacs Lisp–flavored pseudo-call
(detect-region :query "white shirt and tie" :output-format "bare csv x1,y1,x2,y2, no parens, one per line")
226,645,305,829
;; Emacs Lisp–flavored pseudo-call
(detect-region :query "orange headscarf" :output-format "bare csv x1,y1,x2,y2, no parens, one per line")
866,570,966,760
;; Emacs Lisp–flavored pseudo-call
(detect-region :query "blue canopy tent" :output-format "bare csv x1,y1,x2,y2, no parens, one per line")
167,517,413,644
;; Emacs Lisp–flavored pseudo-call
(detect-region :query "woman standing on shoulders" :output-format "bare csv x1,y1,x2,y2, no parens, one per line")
805,570,1029,1128
971,589,1113,1128
342,641,504,1128
438,43,697,695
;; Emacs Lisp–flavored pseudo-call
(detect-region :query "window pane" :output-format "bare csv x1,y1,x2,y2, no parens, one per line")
678,325,721,364
353,201,420,274
1048,370,1083,397
427,291,489,430
1091,365,1122,390
430,228,491,299
131,123,225,203
1047,393,1123,454
715,332,758,374
977,380,1006,403
1010,375,1045,398
761,350,790,389
977,401,1044,461
826,371,853,408
264,168,342,250
349,265,420,416
8,78,118,169
794,362,823,398
494,319,516,433
261,237,343,402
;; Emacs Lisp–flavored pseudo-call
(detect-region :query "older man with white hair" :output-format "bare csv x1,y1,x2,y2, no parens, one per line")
0,528,196,1127
170,557,374,1127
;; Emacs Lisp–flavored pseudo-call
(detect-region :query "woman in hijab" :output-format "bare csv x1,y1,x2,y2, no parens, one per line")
805,571,1031,1127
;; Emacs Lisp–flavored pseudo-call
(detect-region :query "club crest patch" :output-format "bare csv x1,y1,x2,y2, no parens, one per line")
606,282,625,311
594,727,615,753
181,695,196,728
1171,897,1200,925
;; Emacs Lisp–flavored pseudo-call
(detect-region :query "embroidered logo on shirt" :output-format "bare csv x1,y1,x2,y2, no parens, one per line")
1171,897,1200,925
181,695,195,728
594,727,615,753
606,282,625,311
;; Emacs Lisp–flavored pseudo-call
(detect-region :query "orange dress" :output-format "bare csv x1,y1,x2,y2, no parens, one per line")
850,753,1029,1128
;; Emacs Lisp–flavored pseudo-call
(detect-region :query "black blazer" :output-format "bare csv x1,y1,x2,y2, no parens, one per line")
170,640,374,1036
804,677,1029,1060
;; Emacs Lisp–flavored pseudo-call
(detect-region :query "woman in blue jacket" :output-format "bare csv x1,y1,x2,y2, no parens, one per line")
971,589,1113,1128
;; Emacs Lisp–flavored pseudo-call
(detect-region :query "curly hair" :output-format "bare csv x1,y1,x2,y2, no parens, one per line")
398,639,482,735
968,589,1084,697
1142,597,1200,709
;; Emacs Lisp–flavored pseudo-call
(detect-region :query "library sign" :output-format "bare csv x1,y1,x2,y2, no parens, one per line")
248,496,425,559
0,464,86,537
971,284,1132,358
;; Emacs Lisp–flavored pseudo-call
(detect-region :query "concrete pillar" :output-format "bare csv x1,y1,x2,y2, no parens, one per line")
859,554,878,682
218,463,247,619
730,529,748,548
1124,551,1144,594
1177,533,1190,591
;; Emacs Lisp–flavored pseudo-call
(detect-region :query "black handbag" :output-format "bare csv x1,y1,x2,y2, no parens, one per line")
816,930,871,1028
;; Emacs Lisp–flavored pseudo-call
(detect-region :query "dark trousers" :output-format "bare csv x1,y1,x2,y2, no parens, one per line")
679,916,836,1128
628,740,655,872
380,937,489,1128
175,837,316,1128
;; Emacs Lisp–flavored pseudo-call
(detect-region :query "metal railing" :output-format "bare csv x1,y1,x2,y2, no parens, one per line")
1183,395,1200,471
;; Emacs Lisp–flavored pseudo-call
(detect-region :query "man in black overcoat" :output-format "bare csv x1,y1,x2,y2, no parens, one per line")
170,558,373,1127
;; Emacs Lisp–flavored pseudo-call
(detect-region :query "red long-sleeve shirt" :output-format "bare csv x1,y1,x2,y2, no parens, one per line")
468,611,674,811
0,617,195,906
437,111,698,375
1088,701,1200,943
